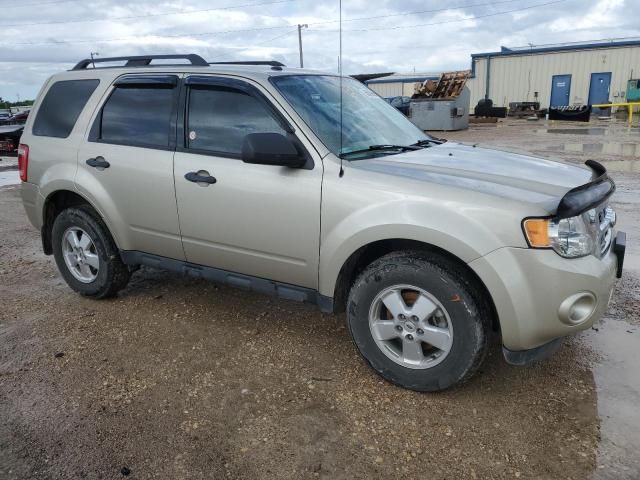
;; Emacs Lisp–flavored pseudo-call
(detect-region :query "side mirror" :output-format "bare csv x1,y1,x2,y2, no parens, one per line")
241,132,306,168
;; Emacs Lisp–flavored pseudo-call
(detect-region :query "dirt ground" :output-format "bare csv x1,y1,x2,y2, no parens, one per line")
1,119,638,479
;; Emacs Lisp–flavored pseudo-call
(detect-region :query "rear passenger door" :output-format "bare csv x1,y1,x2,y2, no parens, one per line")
76,74,185,260
173,76,322,289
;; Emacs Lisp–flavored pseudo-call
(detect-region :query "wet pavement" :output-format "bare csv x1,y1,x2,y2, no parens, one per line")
587,319,640,479
0,169,19,187
443,118,640,480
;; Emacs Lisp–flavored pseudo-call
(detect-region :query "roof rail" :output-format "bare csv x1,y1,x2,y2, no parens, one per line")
71,54,209,71
209,61,286,67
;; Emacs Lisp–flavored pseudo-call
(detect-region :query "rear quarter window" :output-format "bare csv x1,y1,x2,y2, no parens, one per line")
32,79,99,138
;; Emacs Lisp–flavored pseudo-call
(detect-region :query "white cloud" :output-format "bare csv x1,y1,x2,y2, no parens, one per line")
0,0,639,100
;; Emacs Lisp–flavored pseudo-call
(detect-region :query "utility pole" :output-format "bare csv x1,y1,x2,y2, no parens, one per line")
297,24,308,68
90,52,99,68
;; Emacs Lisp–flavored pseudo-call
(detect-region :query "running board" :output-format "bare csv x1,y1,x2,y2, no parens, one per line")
119,250,334,312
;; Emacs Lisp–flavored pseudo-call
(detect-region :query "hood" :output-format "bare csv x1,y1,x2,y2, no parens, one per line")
350,142,594,213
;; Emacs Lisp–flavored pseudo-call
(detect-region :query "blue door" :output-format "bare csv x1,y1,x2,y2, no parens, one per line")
550,74,571,107
588,72,612,113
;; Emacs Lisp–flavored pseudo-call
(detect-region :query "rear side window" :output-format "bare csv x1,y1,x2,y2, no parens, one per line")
187,86,287,156
99,86,175,148
32,79,99,138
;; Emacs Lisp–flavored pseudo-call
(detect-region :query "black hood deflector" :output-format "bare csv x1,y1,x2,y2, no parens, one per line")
555,160,615,219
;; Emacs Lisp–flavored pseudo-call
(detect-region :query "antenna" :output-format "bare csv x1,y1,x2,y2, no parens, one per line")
338,0,344,178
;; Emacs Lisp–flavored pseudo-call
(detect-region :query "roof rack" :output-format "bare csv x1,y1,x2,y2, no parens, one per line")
209,61,286,67
71,54,209,71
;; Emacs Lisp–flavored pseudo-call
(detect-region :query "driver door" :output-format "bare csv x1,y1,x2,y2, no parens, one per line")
173,76,322,289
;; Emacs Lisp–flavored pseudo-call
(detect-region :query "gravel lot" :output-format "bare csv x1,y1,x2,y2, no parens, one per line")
1,119,638,479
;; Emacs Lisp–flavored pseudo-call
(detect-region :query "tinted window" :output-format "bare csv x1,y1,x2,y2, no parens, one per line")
100,86,174,148
33,79,99,138
187,87,286,156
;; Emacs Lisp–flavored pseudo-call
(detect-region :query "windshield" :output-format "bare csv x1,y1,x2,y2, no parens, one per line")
271,75,430,157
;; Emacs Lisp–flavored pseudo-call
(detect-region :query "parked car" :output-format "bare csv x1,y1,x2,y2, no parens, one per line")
385,95,411,115
18,54,625,391
0,125,23,154
0,111,12,125
11,110,29,124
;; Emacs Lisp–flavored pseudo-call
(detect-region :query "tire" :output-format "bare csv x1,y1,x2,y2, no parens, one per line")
346,250,492,392
52,205,130,299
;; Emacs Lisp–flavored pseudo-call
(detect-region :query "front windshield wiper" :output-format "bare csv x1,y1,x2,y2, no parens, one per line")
411,138,445,147
340,144,420,159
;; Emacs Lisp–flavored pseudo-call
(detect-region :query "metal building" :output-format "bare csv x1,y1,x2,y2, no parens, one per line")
466,38,640,110
365,73,440,98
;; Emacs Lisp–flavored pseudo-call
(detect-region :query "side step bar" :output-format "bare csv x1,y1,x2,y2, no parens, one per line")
119,250,334,313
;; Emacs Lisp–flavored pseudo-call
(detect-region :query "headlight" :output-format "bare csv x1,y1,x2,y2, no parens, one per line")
523,212,596,258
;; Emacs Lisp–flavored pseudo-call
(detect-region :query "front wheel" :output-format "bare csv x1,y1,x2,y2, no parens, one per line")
346,251,492,391
52,206,130,299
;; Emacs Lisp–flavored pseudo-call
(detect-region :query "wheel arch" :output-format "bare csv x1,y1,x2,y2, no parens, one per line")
41,189,111,255
329,238,500,332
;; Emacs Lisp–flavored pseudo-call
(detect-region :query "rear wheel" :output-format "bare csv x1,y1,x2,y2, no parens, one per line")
346,251,491,391
52,206,130,298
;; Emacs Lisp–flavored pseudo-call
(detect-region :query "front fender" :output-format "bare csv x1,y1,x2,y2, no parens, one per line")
318,198,527,298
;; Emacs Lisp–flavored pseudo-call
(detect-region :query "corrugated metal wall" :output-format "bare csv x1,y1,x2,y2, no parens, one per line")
467,45,640,108
402,82,419,96
368,81,421,97
368,82,403,97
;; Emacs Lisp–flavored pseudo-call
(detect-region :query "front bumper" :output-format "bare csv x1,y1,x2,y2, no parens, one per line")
469,234,624,355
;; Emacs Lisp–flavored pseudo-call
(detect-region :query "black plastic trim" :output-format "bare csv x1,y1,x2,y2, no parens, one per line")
119,250,334,312
209,61,285,67
555,160,616,219
503,337,564,366
72,54,209,70
114,75,178,87
613,231,626,278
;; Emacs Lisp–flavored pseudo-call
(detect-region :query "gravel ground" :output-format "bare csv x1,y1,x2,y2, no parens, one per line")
1,120,638,479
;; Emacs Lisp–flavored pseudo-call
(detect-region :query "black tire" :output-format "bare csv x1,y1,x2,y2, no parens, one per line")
346,250,492,392
52,205,130,299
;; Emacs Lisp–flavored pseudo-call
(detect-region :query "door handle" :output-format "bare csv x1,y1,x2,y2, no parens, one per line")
86,156,110,169
185,171,217,185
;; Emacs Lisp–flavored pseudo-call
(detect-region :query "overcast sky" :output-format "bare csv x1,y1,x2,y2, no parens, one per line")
0,0,638,100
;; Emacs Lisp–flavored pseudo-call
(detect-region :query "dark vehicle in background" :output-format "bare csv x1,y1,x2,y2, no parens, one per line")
0,112,12,125
11,110,30,124
0,125,23,155
384,96,411,116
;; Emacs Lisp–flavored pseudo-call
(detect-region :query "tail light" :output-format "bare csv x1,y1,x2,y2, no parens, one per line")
18,144,29,182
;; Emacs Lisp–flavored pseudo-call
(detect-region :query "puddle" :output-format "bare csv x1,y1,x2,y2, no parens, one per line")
585,318,640,479
0,169,19,187
599,160,640,173
547,143,640,158
540,128,608,135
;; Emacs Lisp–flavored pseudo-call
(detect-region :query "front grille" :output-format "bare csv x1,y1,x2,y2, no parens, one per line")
598,207,615,256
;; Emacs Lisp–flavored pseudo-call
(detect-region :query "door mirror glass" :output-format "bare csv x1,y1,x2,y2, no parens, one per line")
241,133,306,168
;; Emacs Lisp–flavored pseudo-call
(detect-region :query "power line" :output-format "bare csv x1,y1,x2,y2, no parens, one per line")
310,0,528,26
5,24,293,46
0,0,78,7
341,0,569,33
0,0,294,28
208,29,297,62
1,0,568,47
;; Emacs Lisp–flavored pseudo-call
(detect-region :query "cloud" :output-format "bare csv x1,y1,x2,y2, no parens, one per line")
1,0,639,100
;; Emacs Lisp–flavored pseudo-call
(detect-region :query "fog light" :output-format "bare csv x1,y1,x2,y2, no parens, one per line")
558,292,596,325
